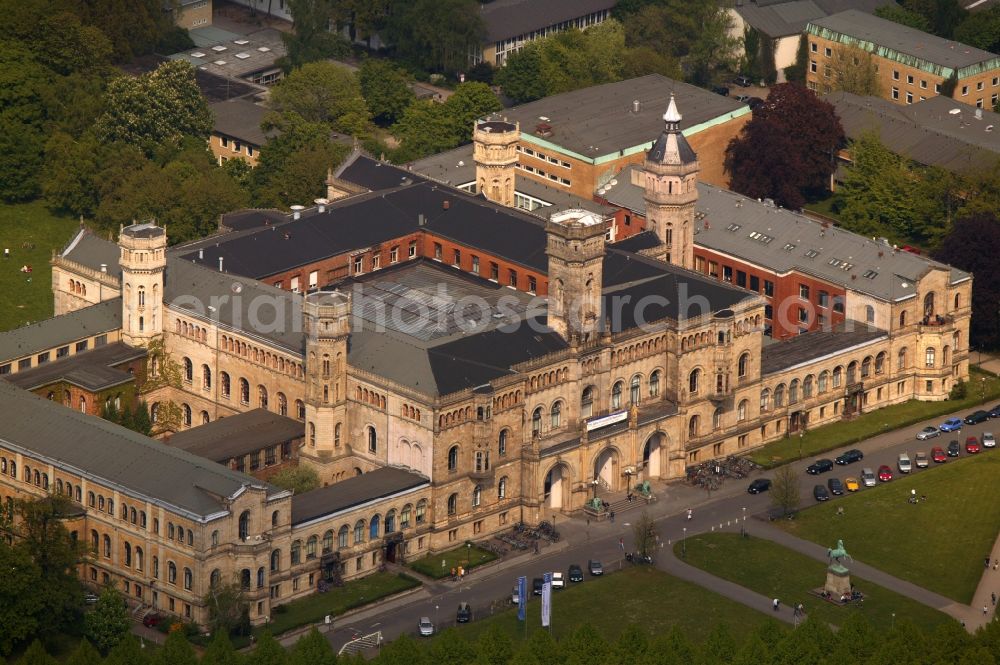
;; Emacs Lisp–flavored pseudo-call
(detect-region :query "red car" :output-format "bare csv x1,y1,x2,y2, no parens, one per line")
966,436,981,454
142,613,163,628
877,465,893,482
931,446,947,463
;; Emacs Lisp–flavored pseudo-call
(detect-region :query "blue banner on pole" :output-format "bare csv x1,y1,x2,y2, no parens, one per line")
541,572,552,627
517,576,527,622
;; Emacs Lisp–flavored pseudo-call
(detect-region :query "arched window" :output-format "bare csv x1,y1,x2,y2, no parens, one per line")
177,526,184,543
130,507,137,524
211,530,219,547
184,567,193,590
789,379,799,404
899,310,907,327
448,446,459,471
271,510,279,527
925,347,936,368
277,393,287,416
238,510,251,540
401,504,412,529
630,375,641,405
531,407,543,436
861,357,872,378
713,407,723,429
833,366,843,388
550,401,562,429
182,404,191,427
611,381,623,409
183,358,192,383
322,530,333,553
472,485,482,508
738,399,748,422
416,500,427,525
774,384,785,407
103,534,111,558
954,293,961,309
760,388,770,411
875,352,886,374
239,378,250,404
308,422,315,447
211,569,221,587
498,476,508,499
649,370,661,397
818,371,829,393
124,542,132,567
369,515,381,540
221,372,230,398
152,556,159,579
368,426,377,453
168,562,177,584
306,535,317,559
90,530,99,553
135,546,144,571
79,396,87,412
202,365,211,390
923,292,935,319
338,525,349,548
689,369,701,394
581,386,594,418
865,305,875,324
354,520,365,544
385,510,396,534
498,429,508,456
296,400,305,420
803,375,814,399
291,540,301,564
334,422,342,447
738,353,750,378
688,415,700,438
258,385,268,409
447,493,458,515
897,348,908,370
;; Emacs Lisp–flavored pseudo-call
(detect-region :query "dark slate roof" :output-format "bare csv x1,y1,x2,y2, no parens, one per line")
122,222,164,239
647,129,698,164
761,323,888,374
61,227,121,273
502,75,747,160
611,231,661,253
827,91,1000,172
221,209,292,232
0,299,122,364
480,0,617,44
291,466,428,525
210,98,275,146
167,409,304,463
0,380,282,520
4,342,145,392
735,0,890,38
335,155,430,192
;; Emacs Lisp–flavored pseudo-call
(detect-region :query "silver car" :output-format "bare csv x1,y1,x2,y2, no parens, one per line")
418,617,434,636
861,467,877,487
916,426,941,440
897,453,911,474
984,432,996,448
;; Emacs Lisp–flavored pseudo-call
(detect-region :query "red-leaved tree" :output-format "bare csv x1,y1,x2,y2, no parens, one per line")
724,83,844,209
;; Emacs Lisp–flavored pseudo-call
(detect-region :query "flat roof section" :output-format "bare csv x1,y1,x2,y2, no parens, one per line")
0,299,122,365
291,466,429,526
167,409,304,463
4,342,145,392
761,322,888,374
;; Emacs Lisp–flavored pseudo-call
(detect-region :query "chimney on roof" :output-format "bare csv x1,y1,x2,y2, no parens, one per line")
418,214,426,226
100,264,107,273
315,198,329,213
290,204,305,220
443,200,450,210
218,256,224,272
632,99,641,113
975,108,983,120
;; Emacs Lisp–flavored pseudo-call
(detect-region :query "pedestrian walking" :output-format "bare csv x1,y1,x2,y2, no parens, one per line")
984,605,989,616
772,598,780,612
987,555,991,569
994,559,998,571
610,511,615,523
992,592,996,606
687,509,693,521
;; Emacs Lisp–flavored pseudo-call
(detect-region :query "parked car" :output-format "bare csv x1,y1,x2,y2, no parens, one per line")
733,74,752,87
964,410,990,425
551,572,565,590
844,477,860,492
827,477,844,495
861,467,877,487
512,586,520,605
532,578,544,595
806,459,834,474
940,417,963,432
456,602,472,623
917,426,941,440
931,446,947,463
877,465,893,482
947,440,961,457
418,617,435,636
711,85,730,96
914,451,929,468
984,432,996,448
747,478,772,494
966,436,981,454
734,94,751,103
835,449,864,465
589,560,603,576
813,484,830,501
142,612,163,628
988,404,1000,418
897,453,912,474
747,97,764,110
568,564,584,582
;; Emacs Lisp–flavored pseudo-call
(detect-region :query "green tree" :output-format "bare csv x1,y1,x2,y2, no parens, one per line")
902,0,967,38
71,0,177,61
428,629,476,664
384,0,485,73
875,4,932,31
155,630,198,665
132,401,153,436
563,624,609,664
358,59,414,126
269,465,320,494
494,44,548,103
770,463,800,517
85,586,131,654
954,6,1000,53
270,61,371,136
41,132,104,217
443,82,502,135
201,631,243,665
203,580,250,638
377,634,428,665
933,213,1000,349
476,625,513,665
96,60,212,155
743,27,762,82
830,46,880,96
19,641,56,665
0,1,113,76
247,632,287,665
64,640,103,665
632,510,657,559
704,623,738,664
103,635,151,665
252,113,349,208
392,100,464,162
279,0,350,71
732,634,773,665
287,628,336,665
0,540,43,655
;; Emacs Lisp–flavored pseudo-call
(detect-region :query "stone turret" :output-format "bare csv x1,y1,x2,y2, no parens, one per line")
545,209,606,342
119,222,166,347
474,119,519,207
303,290,351,458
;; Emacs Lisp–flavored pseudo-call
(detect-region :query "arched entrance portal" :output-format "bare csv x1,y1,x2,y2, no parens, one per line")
593,448,620,492
643,433,665,479
543,464,569,510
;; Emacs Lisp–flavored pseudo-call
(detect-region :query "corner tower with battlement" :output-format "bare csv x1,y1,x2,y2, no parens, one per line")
119,222,166,347
474,119,519,207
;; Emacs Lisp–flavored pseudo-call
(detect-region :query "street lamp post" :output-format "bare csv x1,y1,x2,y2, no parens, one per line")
466,542,471,569
798,432,804,461
742,507,747,537
682,527,687,558
435,604,439,628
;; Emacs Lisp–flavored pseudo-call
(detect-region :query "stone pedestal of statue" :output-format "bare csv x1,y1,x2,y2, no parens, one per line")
824,563,851,597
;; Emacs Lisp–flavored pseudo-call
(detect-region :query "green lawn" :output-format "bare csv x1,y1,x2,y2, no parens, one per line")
748,367,1000,467
262,572,420,637
0,202,79,332
408,544,497,579
446,565,778,645
777,453,1000,603
676,533,952,632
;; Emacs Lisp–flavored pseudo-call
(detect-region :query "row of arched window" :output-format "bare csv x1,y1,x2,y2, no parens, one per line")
355,386,386,410
529,367,569,391
447,478,508,515
758,352,890,412
219,333,303,378
401,403,421,421
176,319,207,343
68,279,87,296
492,389,522,412
612,335,668,366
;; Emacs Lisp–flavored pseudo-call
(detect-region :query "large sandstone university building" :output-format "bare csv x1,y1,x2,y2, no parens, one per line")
0,84,972,626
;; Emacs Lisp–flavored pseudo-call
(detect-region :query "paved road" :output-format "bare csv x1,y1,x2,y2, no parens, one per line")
312,400,1000,652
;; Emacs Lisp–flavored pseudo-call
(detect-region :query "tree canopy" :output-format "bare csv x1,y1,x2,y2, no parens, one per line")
279,0,350,71
384,0,485,74
358,59,415,126
933,213,1000,349
269,61,371,136
725,84,845,209
269,465,321,495
392,82,500,162
85,587,131,654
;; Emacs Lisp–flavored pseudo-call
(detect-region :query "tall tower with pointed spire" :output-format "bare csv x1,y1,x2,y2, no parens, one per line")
643,94,700,270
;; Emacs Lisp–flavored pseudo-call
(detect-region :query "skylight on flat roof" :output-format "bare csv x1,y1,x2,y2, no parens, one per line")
258,46,271,52
212,45,227,52
862,270,878,279
234,39,249,45
191,51,206,58
235,53,250,59
804,249,820,258
726,223,741,232
214,60,227,66
782,243,796,251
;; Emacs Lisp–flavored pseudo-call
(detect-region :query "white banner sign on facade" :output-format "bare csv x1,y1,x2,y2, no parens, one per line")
586,410,628,432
